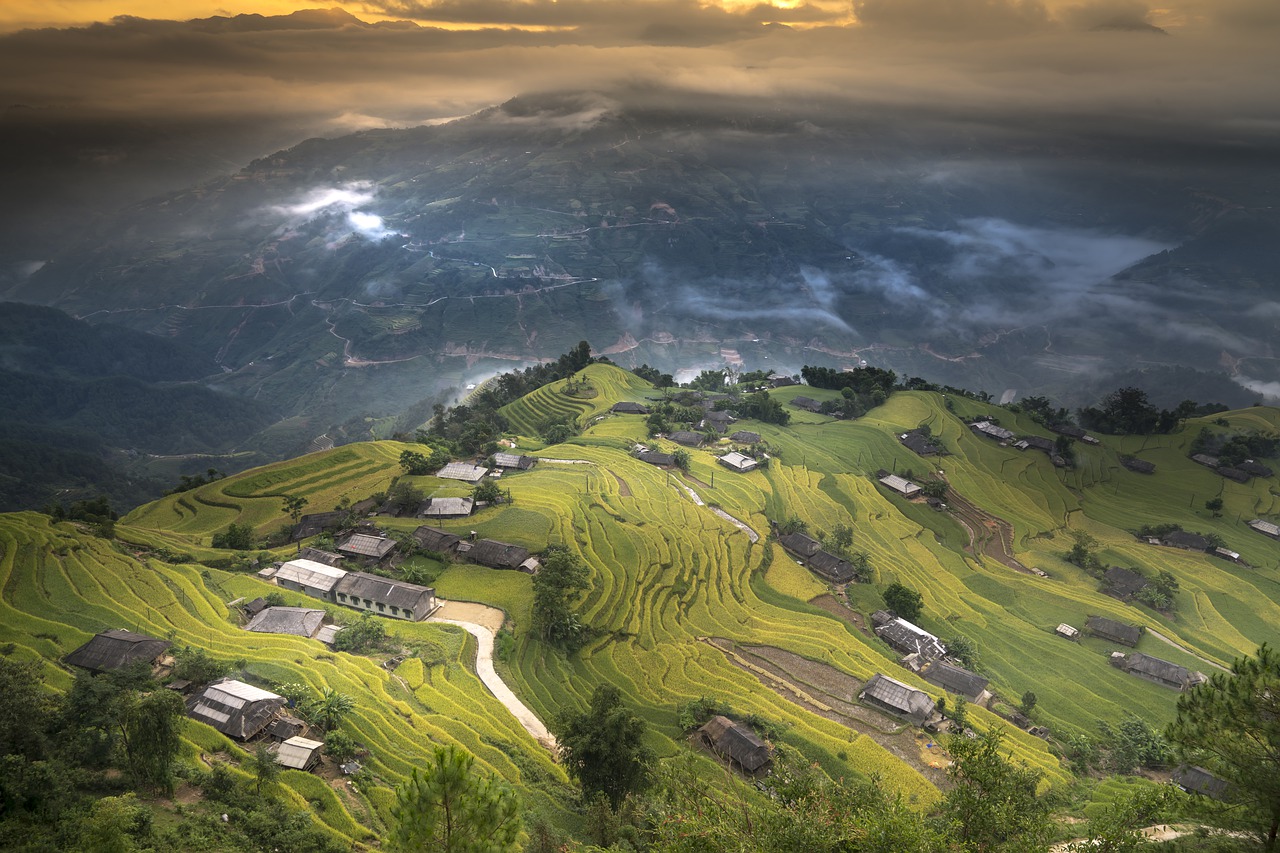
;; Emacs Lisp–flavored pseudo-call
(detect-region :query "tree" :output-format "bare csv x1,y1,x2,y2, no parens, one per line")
555,685,654,809
0,657,53,761
938,728,1051,853
672,449,690,471
211,522,254,550
1020,691,1037,715
830,523,854,554
249,742,281,797
1167,644,1280,850
531,547,590,646
1205,497,1224,514
309,688,355,733
325,730,358,764
282,494,308,524
390,743,522,853
388,480,424,515
473,479,502,505
118,688,185,792
920,479,948,500
883,582,924,622
172,645,233,685
947,635,979,670
400,449,433,475
333,612,387,653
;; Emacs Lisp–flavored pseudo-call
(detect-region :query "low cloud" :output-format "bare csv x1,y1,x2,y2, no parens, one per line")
267,182,396,242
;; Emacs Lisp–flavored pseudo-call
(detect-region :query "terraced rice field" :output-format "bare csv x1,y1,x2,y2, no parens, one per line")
6,367,1280,826
500,363,653,436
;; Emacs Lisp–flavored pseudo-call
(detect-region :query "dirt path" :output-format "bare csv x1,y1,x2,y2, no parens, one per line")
1146,627,1231,672
943,489,1034,574
429,602,556,750
711,508,760,542
1050,824,1243,851
609,470,632,497
702,638,949,786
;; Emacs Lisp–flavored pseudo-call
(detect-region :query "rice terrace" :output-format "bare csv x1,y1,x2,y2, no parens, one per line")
4,358,1280,848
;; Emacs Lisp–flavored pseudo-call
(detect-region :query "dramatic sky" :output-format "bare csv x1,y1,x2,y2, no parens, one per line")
2,0,1278,142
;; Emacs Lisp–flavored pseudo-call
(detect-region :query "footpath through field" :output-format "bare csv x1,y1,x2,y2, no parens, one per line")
430,601,557,751
674,478,761,542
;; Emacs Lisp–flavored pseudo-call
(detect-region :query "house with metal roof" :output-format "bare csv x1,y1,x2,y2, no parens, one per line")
187,679,286,740
297,546,344,567
1121,456,1156,474
268,559,348,602
1248,518,1280,540
334,572,438,621
315,625,344,646
696,716,773,774
1191,453,1220,468
434,462,490,483
1055,623,1080,640
1115,652,1206,691
64,629,172,674
859,674,936,725
872,611,947,661
244,607,326,638
492,453,537,471
1086,616,1143,647
412,525,462,554
970,421,1015,441
879,474,922,498
806,550,857,583
920,661,991,705
338,532,397,563
717,451,758,473
900,430,940,456
273,736,324,771
420,497,474,519
611,401,650,415
466,539,535,571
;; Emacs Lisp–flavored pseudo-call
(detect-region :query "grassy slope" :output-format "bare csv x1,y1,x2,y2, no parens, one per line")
6,366,1280,834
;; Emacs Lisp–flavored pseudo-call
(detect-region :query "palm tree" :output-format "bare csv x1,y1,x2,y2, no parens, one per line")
312,688,355,732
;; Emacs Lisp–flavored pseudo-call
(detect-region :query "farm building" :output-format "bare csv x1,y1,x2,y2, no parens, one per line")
1055,623,1080,640
1238,459,1273,478
920,661,991,705
859,674,936,725
420,497,474,519
1050,423,1098,444
291,511,347,542
637,450,676,467
970,421,1015,441
611,401,649,414
806,550,857,583
334,572,438,621
413,525,462,554
730,430,761,444
492,453,537,471
872,611,947,661
64,629,172,674
296,546,343,567
1102,567,1149,601
777,530,822,559
266,716,306,741
435,462,490,483
338,532,397,563
1014,435,1055,453
1161,531,1210,551
466,539,536,571
187,679,286,740
1086,616,1142,647
1121,457,1156,474
696,716,773,774
790,396,823,413
274,736,325,771
242,597,269,617
1191,454,1220,468
269,559,348,602
1173,766,1230,800
770,376,800,388
717,451,758,473
1212,547,1241,563
700,411,736,432
1248,519,1280,540
315,625,344,645
245,607,326,638
900,430,940,456
878,474,922,498
669,431,705,447
1114,652,1206,691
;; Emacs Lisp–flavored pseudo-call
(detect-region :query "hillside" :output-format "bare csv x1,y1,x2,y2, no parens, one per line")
3,364,1279,844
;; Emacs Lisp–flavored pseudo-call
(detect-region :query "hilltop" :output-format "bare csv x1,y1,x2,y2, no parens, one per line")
2,360,1278,846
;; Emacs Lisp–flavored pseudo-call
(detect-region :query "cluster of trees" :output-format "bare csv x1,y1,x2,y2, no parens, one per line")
801,365,896,417
883,581,924,622
631,364,674,388
531,547,590,648
718,390,790,425
399,446,451,476
211,521,256,550
165,468,225,495
1190,427,1280,465
1078,387,1196,435
44,495,117,537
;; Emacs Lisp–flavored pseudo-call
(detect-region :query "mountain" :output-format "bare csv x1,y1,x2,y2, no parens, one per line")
4,91,1278,489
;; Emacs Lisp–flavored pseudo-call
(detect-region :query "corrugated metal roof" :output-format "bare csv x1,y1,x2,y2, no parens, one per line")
245,607,325,638
879,474,920,495
339,533,396,558
275,736,324,770
336,572,434,612
435,463,489,482
275,559,348,592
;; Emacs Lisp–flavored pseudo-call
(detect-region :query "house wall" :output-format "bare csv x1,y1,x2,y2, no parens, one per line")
334,591,435,622
277,579,337,602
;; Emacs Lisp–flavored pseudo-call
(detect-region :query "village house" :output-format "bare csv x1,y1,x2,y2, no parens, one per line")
337,531,397,564
264,559,348,602
1086,616,1143,647
1112,652,1206,691
465,538,538,572
1212,546,1242,563
434,462,490,483
1121,456,1156,475
1050,423,1099,444
730,430,761,444
420,497,474,519
274,736,325,772
1247,518,1280,540
1102,567,1149,601
900,430,941,456
637,450,677,467
244,606,326,639
412,525,462,555
296,546,343,567
64,629,172,675
872,610,947,661
492,452,537,471
291,511,348,542
1191,453,1220,468
1055,623,1080,641
187,679,287,740
878,473,922,498
806,550,857,583
334,572,437,621
920,661,992,705
790,396,823,413
970,421,1015,442
700,411,736,433
1218,466,1251,483
1014,435,1056,453
1238,459,1273,478
1173,766,1230,800
266,715,307,741
669,430,705,447
1161,530,1210,552
611,401,650,415
777,529,821,559
717,451,758,473
696,716,773,774
859,674,937,725
770,376,800,388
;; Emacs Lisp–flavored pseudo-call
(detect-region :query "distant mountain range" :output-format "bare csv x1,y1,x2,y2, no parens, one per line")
1,91,1275,508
